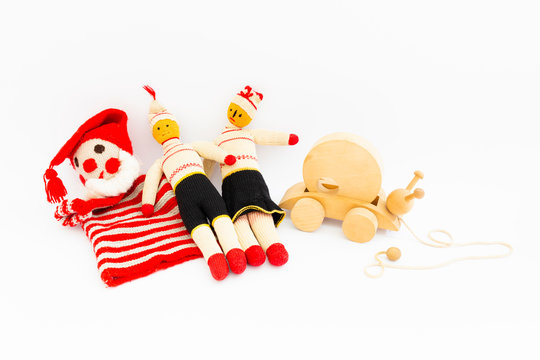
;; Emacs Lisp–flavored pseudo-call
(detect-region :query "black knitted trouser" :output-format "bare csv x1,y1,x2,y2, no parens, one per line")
174,173,229,233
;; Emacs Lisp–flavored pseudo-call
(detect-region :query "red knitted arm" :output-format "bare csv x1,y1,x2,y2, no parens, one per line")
71,195,124,215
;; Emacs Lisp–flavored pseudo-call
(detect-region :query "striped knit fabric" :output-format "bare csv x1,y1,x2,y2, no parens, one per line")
80,175,202,286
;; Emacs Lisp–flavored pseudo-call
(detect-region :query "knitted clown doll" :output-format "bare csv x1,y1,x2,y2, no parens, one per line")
142,86,246,281
44,109,141,222
44,109,202,286
214,86,299,266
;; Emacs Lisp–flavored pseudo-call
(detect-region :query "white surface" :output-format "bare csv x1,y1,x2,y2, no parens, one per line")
1,1,539,359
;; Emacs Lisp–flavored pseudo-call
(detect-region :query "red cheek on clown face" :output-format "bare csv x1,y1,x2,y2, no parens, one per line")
83,158,98,173
106,158,121,174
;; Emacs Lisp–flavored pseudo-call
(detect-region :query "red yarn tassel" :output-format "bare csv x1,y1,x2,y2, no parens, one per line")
143,85,156,100
44,168,67,203
239,86,263,101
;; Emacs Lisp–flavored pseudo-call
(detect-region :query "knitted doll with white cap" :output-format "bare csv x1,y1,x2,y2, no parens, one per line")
142,86,246,281
214,86,299,266
44,108,141,220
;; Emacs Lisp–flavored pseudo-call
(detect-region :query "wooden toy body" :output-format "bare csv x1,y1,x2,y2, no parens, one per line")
302,133,383,202
279,182,399,243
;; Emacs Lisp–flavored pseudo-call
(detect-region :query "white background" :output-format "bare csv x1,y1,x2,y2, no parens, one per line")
1,0,539,359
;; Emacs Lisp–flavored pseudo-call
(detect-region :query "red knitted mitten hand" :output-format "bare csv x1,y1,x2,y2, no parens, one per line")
288,134,299,145
70,198,92,215
141,204,155,217
224,155,237,166
54,199,92,227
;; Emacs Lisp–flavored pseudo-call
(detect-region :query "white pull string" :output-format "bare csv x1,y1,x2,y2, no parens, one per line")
364,217,513,278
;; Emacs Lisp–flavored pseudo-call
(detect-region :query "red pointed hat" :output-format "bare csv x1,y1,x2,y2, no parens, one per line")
44,108,132,203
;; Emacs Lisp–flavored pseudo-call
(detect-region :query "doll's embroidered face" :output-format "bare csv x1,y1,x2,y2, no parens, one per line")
152,119,180,144
228,102,252,127
72,139,121,183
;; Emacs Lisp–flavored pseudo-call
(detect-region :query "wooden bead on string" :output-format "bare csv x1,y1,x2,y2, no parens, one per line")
386,247,401,261
364,217,513,279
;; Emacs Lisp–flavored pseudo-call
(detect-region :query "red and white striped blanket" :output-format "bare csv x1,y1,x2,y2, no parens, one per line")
78,175,202,286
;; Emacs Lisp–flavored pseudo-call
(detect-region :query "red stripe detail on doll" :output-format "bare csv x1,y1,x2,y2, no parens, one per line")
95,229,192,260
217,137,254,146
150,111,173,122
164,144,182,156
96,240,194,268
87,206,180,238
219,154,258,168
163,148,198,164
93,227,190,256
90,214,183,241
222,128,243,134
167,163,203,183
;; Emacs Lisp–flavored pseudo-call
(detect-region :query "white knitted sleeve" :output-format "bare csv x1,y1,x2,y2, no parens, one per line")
142,158,164,206
249,128,289,146
191,141,229,163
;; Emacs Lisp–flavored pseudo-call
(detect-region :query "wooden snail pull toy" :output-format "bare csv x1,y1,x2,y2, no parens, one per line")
279,132,424,243
280,132,513,277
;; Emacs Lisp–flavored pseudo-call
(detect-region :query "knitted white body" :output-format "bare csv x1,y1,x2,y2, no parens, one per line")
144,138,231,198
160,139,205,188
215,125,289,179
214,124,291,266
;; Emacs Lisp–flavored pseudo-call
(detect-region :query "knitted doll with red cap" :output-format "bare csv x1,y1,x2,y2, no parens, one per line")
142,86,246,281
44,108,141,219
43,109,202,286
214,86,299,266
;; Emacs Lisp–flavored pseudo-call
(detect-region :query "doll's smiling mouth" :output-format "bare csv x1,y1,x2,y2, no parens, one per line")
229,117,236,123
99,171,104,179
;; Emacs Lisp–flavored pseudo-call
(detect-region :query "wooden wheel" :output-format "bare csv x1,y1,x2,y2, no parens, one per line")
290,198,325,232
342,207,378,243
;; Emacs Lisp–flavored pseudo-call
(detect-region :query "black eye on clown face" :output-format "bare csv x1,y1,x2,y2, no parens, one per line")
238,113,242,117
166,124,169,127
229,108,232,112
74,157,79,167
157,127,160,130
94,144,105,154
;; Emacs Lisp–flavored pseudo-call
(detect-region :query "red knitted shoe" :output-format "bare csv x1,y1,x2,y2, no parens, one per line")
245,245,266,266
141,204,154,217
266,243,289,266
226,248,247,274
207,253,229,280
